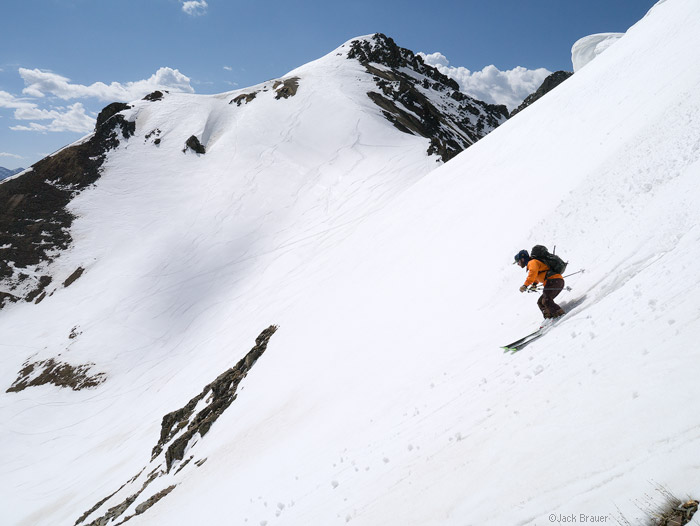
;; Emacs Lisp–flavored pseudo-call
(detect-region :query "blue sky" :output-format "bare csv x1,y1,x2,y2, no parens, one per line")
1,0,657,169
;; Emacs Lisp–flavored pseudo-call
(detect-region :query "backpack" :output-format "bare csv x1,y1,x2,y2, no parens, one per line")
530,245,568,278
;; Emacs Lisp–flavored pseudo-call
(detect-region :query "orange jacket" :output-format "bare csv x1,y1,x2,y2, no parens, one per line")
524,259,563,286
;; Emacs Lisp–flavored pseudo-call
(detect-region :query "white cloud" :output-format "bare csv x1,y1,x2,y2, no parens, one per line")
2,88,93,133
2,67,195,135
182,0,208,16
0,90,36,110
10,102,94,133
418,52,552,112
419,52,449,68
19,67,194,102
0,152,23,159
223,66,233,71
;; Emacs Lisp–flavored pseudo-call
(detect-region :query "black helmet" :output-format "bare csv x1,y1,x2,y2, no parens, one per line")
514,249,529,263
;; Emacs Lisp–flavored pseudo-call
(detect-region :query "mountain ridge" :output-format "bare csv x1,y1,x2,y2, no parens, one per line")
0,33,507,314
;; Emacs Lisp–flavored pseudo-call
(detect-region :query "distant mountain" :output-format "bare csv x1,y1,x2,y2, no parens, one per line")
0,166,24,181
509,70,573,116
344,33,508,161
0,34,508,311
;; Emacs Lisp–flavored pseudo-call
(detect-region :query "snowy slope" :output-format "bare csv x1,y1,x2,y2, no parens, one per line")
3,1,700,525
0,37,445,526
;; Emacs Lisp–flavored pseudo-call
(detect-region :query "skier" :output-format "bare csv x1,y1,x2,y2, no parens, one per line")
514,249,565,320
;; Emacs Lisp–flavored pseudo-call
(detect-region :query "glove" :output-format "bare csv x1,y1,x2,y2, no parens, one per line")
519,285,527,293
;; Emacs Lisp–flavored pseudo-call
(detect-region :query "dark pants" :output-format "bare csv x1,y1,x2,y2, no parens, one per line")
538,278,565,318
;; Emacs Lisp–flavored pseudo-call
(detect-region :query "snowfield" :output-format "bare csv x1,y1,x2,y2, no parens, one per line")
2,1,700,525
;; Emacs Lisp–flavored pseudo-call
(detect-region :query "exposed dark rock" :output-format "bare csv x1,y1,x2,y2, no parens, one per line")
174,455,195,475
274,77,300,99
348,35,460,91
0,102,134,310
143,90,167,102
183,135,206,154
76,326,278,526
26,275,52,303
510,70,573,117
145,129,162,145
6,358,106,392
63,267,85,288
95,103,134,136
133,486,176,516
346,33,508,162
82,472,159,526
75,484,128,526
154,325,278,471
230,92,258,106
0,291,20,307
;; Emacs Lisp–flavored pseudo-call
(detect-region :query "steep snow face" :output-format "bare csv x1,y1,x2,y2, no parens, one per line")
571,32,624,71
3,2,700,526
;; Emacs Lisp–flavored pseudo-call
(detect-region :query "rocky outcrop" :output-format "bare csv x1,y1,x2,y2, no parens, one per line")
6,358,106,392
229,76,300,106
231,92,257,106
152,325,278,470
0,102,135,310
183,135,206,154
274,77,300,99
347,34,508,162
63,267,85,288
510,70,573,117
75,326,278,526
145,128,162,145
143,90,167,102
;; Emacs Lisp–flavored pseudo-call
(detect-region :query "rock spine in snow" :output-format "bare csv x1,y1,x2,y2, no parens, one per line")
75,325,278,526
183,135,206,154
152,324,279,471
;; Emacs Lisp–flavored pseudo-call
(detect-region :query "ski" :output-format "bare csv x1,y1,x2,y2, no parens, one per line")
501,316,565,353
501,329,542,353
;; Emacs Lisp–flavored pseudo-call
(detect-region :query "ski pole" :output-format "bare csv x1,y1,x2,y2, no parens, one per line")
527,282,575,293
525,270,584,293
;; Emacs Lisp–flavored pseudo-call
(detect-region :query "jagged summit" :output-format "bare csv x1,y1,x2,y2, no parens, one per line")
345,33,455,84
341,33,508,161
